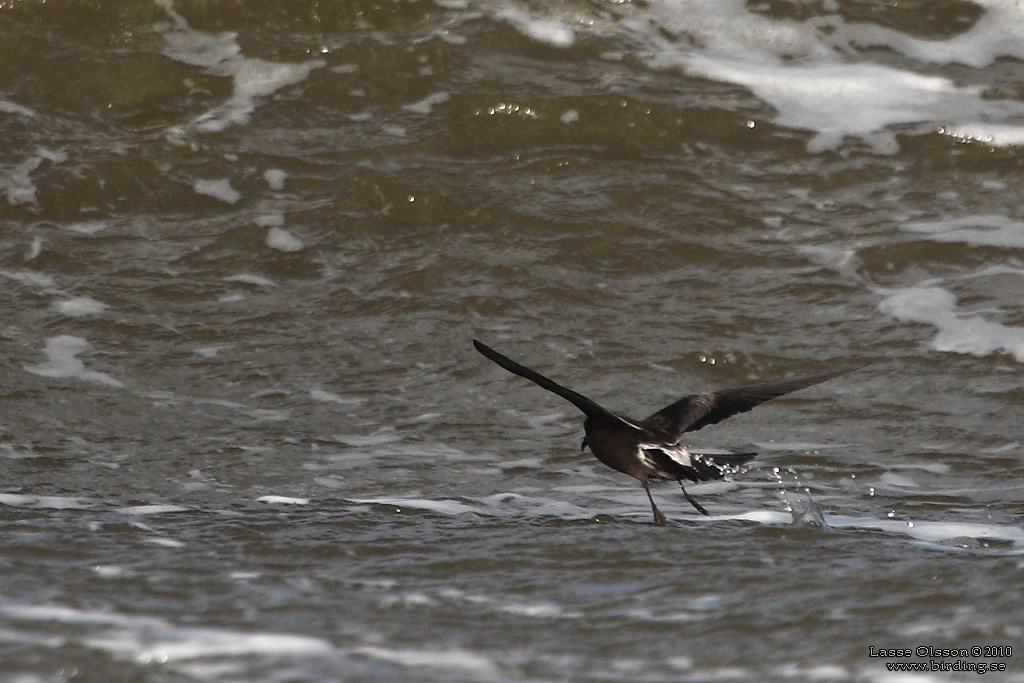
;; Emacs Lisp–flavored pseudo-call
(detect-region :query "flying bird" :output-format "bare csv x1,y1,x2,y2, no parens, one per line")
474,339,848,525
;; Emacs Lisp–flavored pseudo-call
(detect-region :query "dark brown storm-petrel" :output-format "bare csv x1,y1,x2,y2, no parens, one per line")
474,339,848,525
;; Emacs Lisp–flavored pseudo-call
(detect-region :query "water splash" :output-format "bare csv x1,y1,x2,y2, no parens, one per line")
771,467,828,528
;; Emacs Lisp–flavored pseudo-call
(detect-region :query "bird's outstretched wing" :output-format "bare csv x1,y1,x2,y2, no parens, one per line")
473,340,642,431
640,370,850,444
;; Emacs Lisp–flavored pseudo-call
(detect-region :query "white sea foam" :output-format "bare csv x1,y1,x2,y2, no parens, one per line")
878,285,1024,362
26,235,42,260
982,442,1021,454
85,611,331,663
256,495,309,505
0,269,55,289
35,149,67,164
92,565,129,578
894,461,951,475
378,592,438,608
667,656,694,670
334,428,401,447
706,57,990,152
0,604,157,626
0,99,36,117
877,472,920,489
837,0,1024,69
828,516,1024,549
313,476,345,489
193,178,241,204
354,645,501,680
23,335,124,388
351,488,1015,535
309,387,365,406
350,497,480,516
266,227,304,252
499,601,582,619
719,508,1024,550
485,492,595,519
37,496,88,509
192,58,325,133
254,212,284,228
901,214,1024,249
63,220,109,235
632,609,708,625
52,296,108,317
403,91,451,115
0,493,43,507
0,494,87,509
4,150,67,204
723,509,792,525
263,168,288,190
2,154,44,205
193,345,227,358
673,0,1024,150
506,0,1024,150
116,504,189,516
497,456,545,471
229,571,260,580
155,0,325,136
498,8,575,48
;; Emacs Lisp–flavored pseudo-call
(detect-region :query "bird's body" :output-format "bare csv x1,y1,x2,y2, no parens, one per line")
474,339,848,524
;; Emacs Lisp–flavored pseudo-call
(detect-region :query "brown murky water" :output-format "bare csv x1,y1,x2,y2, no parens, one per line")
1,1,1022,681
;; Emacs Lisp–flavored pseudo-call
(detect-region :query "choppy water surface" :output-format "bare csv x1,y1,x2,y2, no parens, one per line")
2,1,1024,681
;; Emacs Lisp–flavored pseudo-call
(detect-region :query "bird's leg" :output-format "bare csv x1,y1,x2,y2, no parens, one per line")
678,481,709,516
642,481,668,525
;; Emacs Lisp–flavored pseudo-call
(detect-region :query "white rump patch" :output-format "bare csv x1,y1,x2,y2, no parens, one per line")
639,444,693,469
